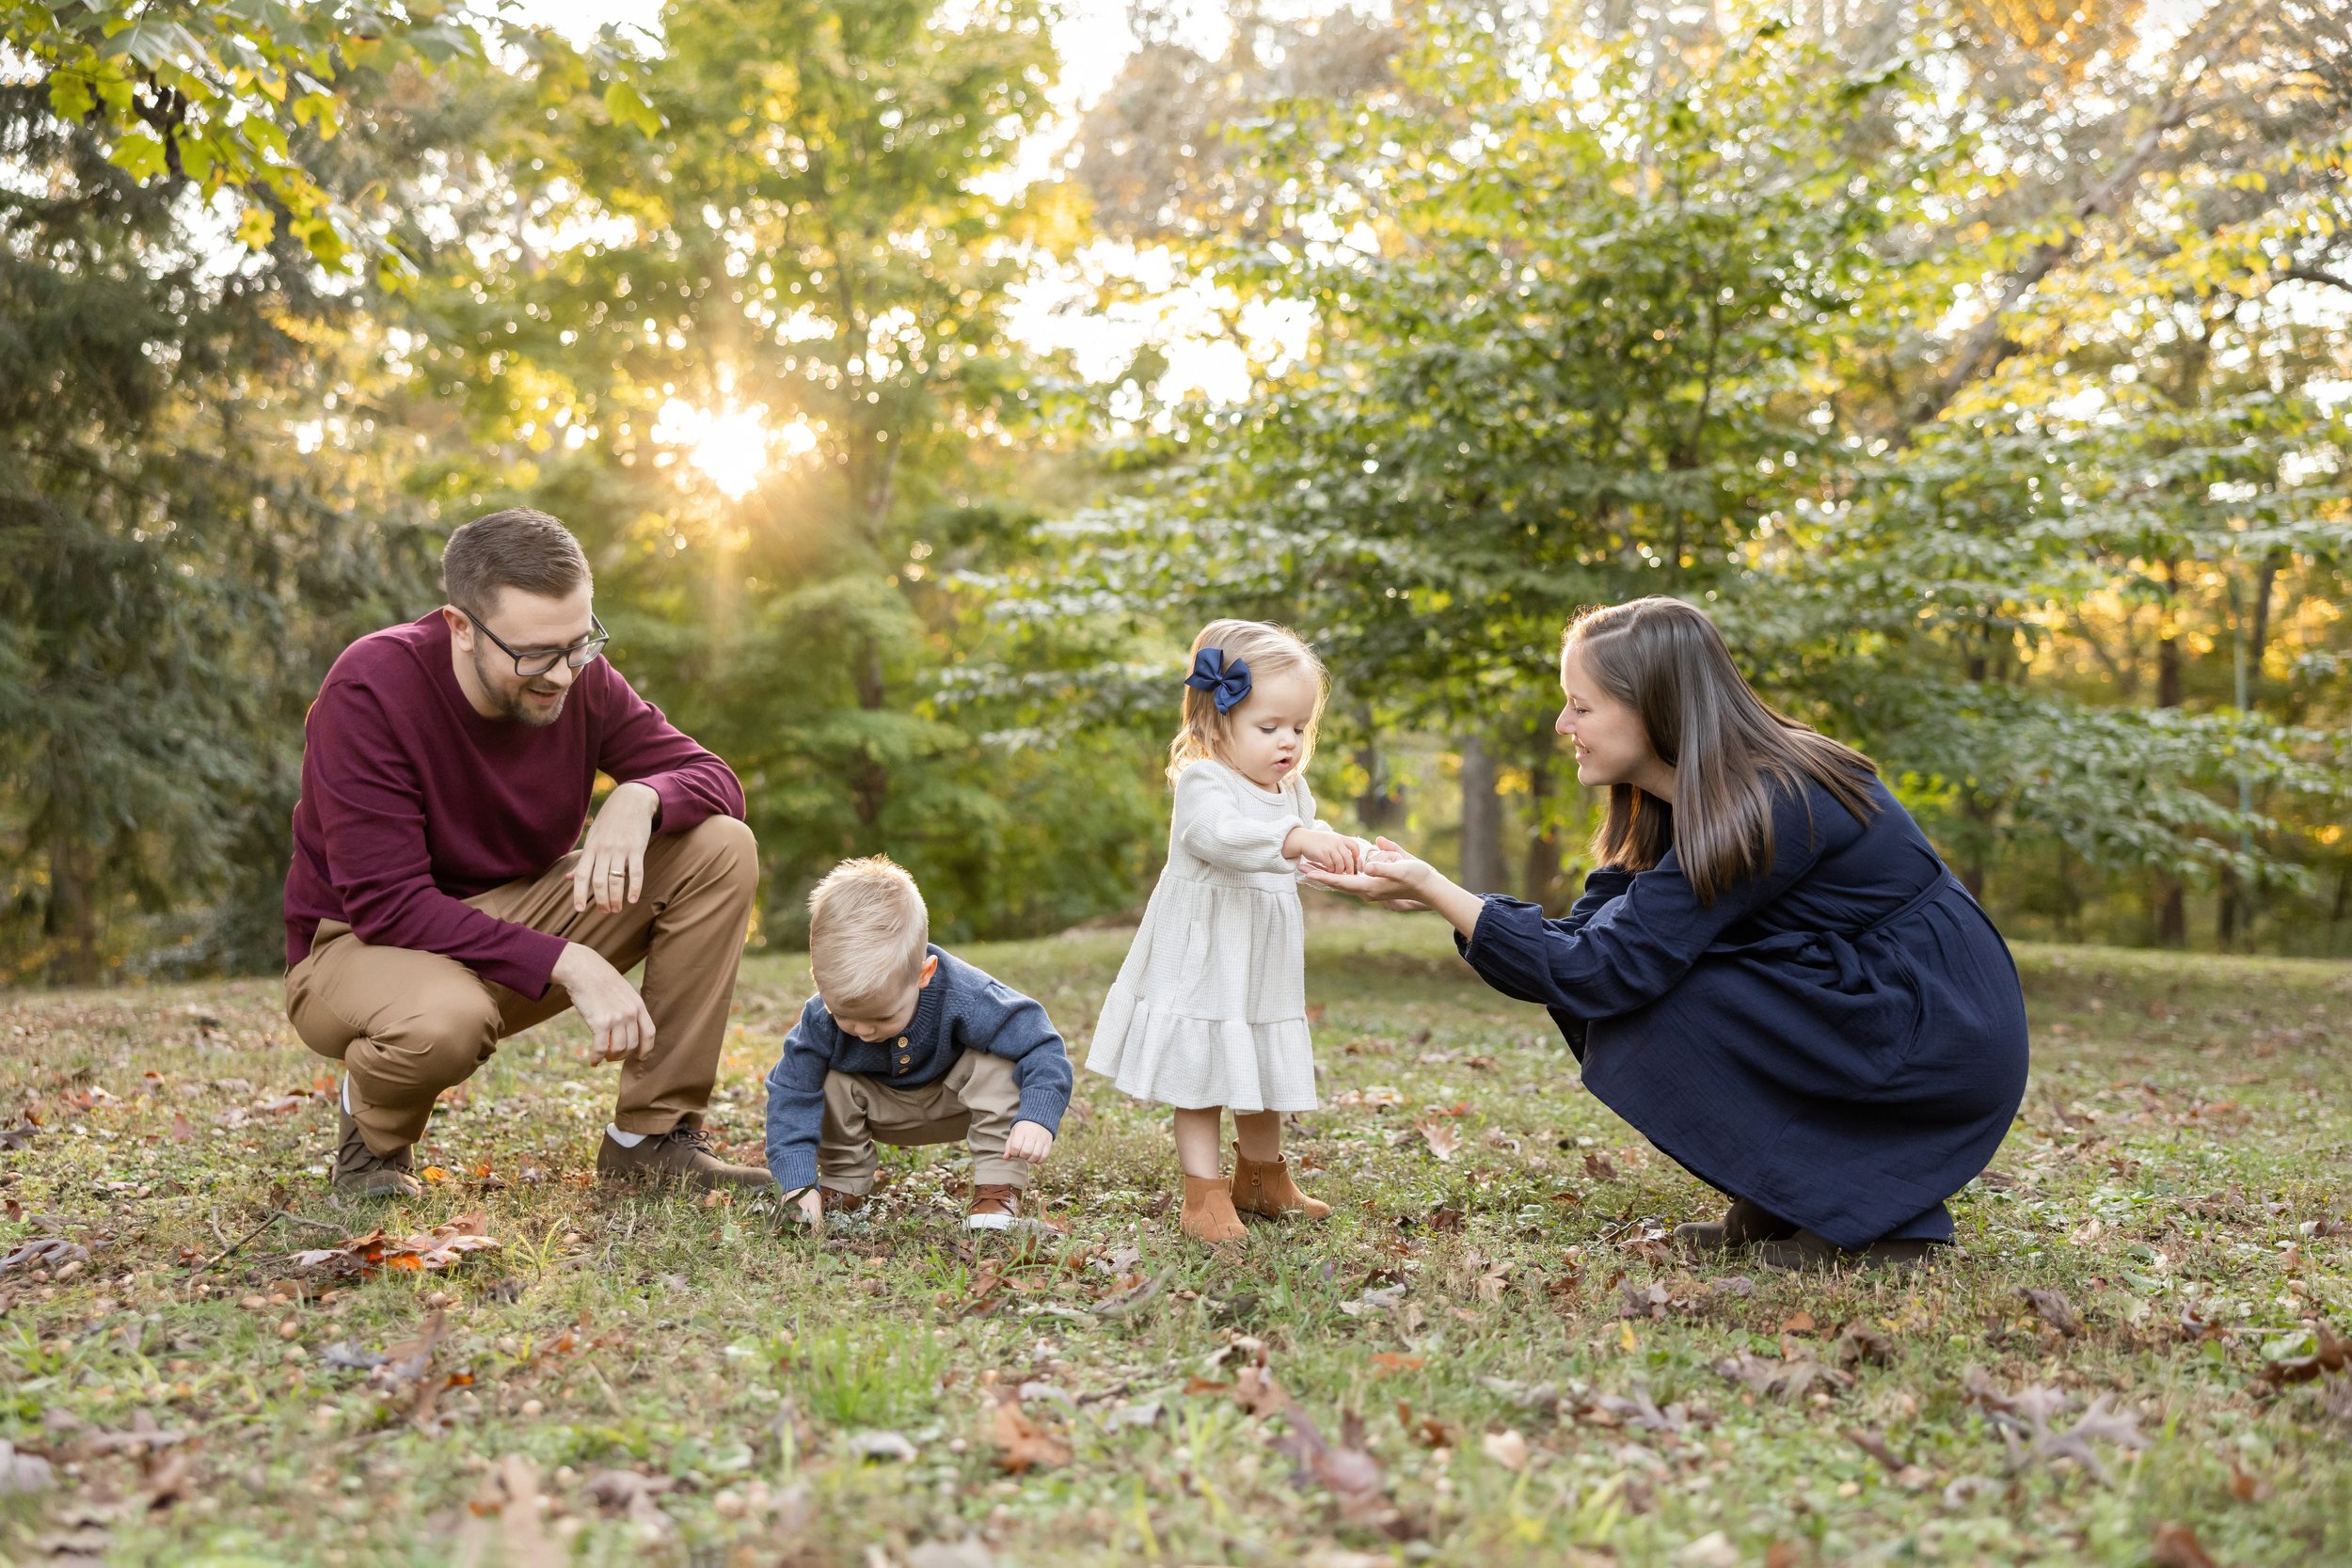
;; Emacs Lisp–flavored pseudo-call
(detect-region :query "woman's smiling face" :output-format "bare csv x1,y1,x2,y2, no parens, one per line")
1557,644,1664,792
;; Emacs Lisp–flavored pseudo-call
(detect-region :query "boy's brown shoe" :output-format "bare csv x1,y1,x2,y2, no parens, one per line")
596,1126,771,1190
332,1106,421,1201
967,1183,1022,1231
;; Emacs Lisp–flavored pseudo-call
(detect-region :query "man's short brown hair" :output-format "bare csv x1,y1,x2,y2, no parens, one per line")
807,857,930,1017
442,508,592,617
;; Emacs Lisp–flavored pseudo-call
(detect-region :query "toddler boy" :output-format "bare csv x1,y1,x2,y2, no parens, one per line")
763,856,1072,1230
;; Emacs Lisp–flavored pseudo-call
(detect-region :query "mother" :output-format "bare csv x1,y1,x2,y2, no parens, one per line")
1307,598,2030,1268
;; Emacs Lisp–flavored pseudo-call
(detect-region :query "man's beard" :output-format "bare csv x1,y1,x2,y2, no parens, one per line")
475,649,568,727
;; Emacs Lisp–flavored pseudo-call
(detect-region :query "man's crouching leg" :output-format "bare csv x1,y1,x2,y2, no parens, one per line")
285,927,501,1201
594,816,770,1189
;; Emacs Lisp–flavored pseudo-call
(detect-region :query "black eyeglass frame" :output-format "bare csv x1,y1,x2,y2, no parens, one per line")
463,610,611,678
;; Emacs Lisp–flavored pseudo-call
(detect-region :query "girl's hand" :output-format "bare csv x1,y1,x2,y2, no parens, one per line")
1284,827,1365,874
1298,834,1432,902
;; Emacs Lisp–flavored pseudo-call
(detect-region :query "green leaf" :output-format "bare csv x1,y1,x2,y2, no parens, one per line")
603,77,660,137
107,125,170,182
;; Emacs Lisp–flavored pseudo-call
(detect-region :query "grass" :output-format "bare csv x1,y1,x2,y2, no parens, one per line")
2,910,2348,1567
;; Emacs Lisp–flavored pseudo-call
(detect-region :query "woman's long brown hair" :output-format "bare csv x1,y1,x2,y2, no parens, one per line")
1565,597,1880,904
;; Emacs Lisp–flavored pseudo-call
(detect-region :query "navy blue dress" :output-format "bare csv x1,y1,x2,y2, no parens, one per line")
1458,775,2028,1248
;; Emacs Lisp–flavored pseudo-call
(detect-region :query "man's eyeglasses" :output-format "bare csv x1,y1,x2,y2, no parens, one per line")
466,610,610,678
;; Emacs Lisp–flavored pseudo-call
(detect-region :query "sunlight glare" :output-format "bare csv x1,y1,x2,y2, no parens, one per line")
651,399,815,499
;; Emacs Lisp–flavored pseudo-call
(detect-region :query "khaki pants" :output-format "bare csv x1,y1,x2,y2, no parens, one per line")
820,1050,1027,1193
285,816,756,1154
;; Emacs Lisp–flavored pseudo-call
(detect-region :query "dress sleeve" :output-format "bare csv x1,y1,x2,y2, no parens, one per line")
1456,785,1836,1021
1173,766,1301,874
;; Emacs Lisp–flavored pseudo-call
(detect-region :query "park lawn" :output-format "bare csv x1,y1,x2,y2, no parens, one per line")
2,912,2348,1568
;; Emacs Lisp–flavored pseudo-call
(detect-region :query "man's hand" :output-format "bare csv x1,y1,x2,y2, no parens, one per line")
795,1186,824,1230
1004,1120,1055,1163
552,942,655,1062
574,781,660,914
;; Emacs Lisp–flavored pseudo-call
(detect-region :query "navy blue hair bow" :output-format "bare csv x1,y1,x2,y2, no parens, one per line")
1184,647,1252,714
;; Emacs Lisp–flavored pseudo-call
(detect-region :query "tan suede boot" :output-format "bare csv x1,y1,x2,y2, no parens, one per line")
1181,1174,1248,1243
1231,1144,1331,1221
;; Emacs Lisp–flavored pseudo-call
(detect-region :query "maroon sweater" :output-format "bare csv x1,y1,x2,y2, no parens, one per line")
283,613,745,997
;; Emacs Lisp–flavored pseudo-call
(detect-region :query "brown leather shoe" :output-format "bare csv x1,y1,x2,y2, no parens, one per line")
1181,1174,1248,1243
1752,1228,1942,1273
1676,1196,1800,1256
1231,1144,1331,1220
596,1126,771,1190
331,1106,421,1201
967,1182,1023,1232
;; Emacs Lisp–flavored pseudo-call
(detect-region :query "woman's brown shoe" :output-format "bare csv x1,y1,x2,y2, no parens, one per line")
1181,1174,1248,1243
1752,1228,1941,1273
1675,1196,1800,1256
1230,1144,1331,1220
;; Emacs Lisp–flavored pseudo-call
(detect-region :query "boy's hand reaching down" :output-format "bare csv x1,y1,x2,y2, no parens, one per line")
794,1186,823,1230
1005,1120,1055,1163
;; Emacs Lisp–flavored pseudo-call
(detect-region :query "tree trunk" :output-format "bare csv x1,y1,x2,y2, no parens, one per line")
1522,733,1561,911
850,638,888,830
2153,557,2187,945
1353,723,1404,833
1457,736,1506,894
43,822,102,988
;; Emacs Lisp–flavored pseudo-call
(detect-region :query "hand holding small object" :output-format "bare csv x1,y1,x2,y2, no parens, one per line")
1284,826,1365,874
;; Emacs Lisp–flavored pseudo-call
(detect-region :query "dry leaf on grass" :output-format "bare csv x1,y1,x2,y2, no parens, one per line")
1835,1322,1894,1367
2257,1321,2349,1386
1480,1429,1530,1470
1714,1347,1852,1402
1582,1151,1619,1180
2151,1522,2218,1568
987,1398,1072,1473
846,1431,919,1463
1272,1407,1391,1525
2021,1287,2082,1337
1964,1371,2150,1484
1414,1117,1461,1162
1847,1427,1930,1489
292,1213,501,1278
454,1453,562,1568
0,1440,54,1497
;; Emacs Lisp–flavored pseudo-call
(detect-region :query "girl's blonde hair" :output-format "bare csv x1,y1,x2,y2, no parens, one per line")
1166,619,1329,784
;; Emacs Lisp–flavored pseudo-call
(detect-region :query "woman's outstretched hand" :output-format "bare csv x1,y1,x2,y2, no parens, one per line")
1300,836,1486,936
1300,836,1432,907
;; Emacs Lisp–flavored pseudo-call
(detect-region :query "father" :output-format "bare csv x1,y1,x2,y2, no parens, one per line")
283,508,768,1197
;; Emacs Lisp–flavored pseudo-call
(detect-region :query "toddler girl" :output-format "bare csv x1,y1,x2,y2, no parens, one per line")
1088,619,1363,1242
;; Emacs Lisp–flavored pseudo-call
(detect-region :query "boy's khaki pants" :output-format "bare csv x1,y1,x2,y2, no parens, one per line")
820,1050,1028,1193
284,816,756,1154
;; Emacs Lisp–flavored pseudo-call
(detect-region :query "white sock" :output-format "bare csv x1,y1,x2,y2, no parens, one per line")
607,1124,648,1148
342,1076,353,1115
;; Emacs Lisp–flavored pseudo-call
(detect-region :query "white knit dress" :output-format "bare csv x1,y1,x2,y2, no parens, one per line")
1087,759,1323,1113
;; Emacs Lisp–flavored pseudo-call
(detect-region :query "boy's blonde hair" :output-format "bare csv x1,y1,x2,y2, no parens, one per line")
807,856,930,1015
1167,618,1329,784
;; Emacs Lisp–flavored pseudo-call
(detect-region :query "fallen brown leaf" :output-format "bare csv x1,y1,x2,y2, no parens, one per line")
987,1398,1072,1473
1414,1117,1461,1163
2258,1321,2349,1386
2021,1287,2082,1337
2151,1522,2217,1568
